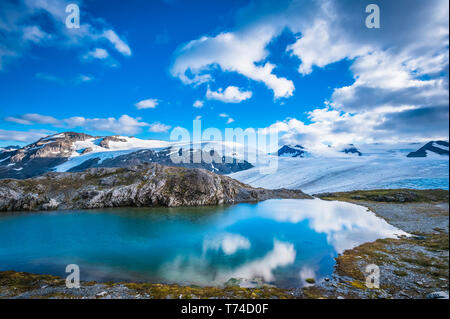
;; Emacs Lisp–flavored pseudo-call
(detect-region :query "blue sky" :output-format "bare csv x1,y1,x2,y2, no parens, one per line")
0,0,448,147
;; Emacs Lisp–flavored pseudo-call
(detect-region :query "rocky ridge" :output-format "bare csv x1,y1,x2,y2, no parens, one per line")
0,163,311,211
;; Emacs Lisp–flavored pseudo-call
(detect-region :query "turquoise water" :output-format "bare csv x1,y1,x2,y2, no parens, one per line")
0,199,407,288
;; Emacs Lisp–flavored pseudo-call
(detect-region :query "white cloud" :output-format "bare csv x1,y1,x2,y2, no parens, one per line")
0,129,56,142
62,114,149,135
83,48,109,60
218,112,235,124
135,98,159,109
76,74,94,83
193,100,204,108
171,28,294,98
148,122,171,133
4,113,151,136
22,26,51,43
206,86,252,103
262,103,448,147
171,0,448,142
102,29,132,56
0,0,132,70
5,113,59,125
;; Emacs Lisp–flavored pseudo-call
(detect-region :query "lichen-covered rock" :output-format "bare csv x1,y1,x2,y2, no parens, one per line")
0,163,311,211
99,136,127,149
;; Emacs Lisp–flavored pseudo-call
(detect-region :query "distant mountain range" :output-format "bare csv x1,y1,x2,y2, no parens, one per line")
276,145,307,157
0,132,252,179
1,133,448,181
274,144,363,157
407,141,449,158
274,141,450,158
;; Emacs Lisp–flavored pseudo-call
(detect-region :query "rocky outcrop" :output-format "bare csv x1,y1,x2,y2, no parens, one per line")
276,145,307,157
341,144,362,156
0,163,311,211
407,141,449,157
99,136,127,149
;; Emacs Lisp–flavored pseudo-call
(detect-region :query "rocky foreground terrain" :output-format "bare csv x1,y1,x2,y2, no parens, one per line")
0,163,310,211
0,189,448,299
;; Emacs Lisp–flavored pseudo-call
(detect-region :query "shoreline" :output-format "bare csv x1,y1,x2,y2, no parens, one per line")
1,189,448,299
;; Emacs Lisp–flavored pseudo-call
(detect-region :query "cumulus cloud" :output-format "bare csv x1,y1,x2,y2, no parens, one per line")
102,30,132,56
148,122,172,133
0,0,132,70
64,115,150,135
206,86,252,103
4,113,155,135
263,104,448,147
0,129,56,142
83,48,110,60
171,28,294,98
172,0,448,143
135,98,159,109
5,113,60,125
193,100,204,108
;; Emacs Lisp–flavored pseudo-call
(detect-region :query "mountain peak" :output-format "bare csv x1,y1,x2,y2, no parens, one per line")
341,144,362,156
407,140,449,158
276,145,307,157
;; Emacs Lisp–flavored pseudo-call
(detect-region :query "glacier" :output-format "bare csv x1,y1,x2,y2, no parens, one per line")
229,155,449,194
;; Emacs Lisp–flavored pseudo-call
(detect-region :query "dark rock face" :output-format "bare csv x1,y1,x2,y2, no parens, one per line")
407,141,449,157
99,136,127,149
67,148,253,175
0,163,311,211
342,144,362,156
276,145,306,157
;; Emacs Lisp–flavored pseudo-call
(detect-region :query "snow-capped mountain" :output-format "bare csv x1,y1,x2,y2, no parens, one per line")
407,141,449,158
275,145,307,157
229,141,449,194
341,144,362,156
0,132,253,179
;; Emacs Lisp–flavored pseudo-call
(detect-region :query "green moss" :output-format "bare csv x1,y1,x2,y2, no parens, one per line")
122,282,293,299
305,278,316,284
317,189,449,203
348,280,367,290
393,270,408,277
302,286,328,299
0,271,63,295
